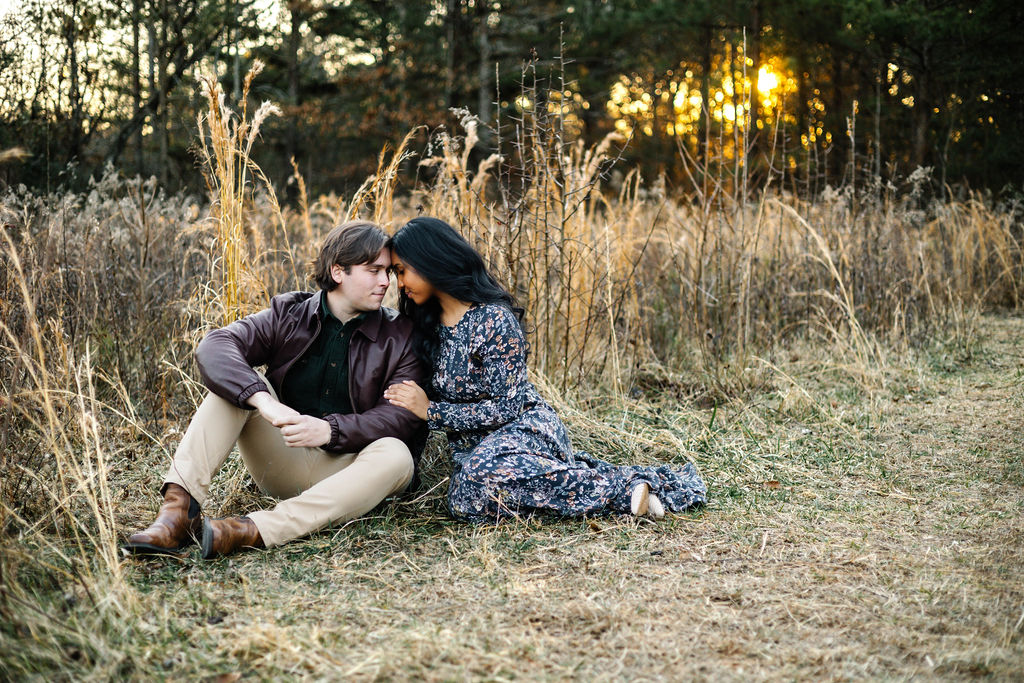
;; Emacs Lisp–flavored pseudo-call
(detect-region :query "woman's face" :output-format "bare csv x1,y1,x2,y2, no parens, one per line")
390,252,436,305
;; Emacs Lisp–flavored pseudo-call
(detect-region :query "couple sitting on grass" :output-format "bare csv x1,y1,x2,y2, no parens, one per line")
124,218,706,559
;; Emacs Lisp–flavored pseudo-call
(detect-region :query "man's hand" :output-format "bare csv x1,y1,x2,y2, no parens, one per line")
246,391,331,448
247,391,300,426
278,415,332,448
383,380,429,420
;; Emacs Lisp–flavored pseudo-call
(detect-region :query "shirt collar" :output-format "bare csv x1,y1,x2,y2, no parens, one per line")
319,290,340,323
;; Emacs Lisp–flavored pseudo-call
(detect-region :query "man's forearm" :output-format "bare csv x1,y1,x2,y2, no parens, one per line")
246,391,275,410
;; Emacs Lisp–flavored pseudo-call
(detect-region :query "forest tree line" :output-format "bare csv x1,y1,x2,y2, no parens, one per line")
0,0,1021,197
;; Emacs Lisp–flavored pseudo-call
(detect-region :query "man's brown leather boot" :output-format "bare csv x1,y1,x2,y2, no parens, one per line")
122,483,202,555
201,516,264,560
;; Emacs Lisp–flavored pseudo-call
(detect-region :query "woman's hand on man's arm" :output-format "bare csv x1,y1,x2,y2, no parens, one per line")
384,380,430,421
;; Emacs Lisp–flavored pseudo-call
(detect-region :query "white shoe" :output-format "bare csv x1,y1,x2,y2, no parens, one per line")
648,494,665,519
630,483,650,516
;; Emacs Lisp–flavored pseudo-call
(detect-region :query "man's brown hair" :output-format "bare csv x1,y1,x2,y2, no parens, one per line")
312,220,388,291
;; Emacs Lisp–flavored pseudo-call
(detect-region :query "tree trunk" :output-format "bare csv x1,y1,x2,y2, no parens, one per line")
650,70,662,174
729,40,740,179
158,0,168,186
132,0,143,173
147,3,156,109
476,0,491,127
287,5,301,107
747,0,761,177
699,23,712,167
67,0,82,161
874,59,882,179
445,0,458,111
830,47,844,184
285,1,302,194
231,0,240,100
912,51,931,170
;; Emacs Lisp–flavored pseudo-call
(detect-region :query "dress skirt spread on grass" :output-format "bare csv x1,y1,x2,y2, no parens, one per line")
426,303,707,522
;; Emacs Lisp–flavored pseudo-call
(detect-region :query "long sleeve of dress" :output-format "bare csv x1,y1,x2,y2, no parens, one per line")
427,306,529,432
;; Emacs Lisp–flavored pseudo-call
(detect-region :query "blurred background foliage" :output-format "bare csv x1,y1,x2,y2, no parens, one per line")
1,0,1022,198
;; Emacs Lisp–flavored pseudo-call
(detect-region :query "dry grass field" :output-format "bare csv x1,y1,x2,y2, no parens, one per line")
4,311,1020,680
1,81,1022,679
108,314,1022,681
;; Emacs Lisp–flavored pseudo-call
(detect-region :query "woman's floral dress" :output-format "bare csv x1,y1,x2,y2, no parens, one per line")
426,303,707,522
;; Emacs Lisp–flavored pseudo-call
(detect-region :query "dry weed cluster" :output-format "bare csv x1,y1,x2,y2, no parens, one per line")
1,69,1022,678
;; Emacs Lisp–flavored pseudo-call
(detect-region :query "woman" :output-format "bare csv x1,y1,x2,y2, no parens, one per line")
383,217,706,522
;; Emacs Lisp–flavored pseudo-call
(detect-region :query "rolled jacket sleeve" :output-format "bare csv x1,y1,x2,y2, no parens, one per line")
195,309,277,408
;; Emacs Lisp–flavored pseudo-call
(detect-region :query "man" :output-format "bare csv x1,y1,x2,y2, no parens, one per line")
124,220,425,559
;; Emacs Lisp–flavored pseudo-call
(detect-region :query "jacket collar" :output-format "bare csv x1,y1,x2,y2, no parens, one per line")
355,307,384,342
302,291,322,328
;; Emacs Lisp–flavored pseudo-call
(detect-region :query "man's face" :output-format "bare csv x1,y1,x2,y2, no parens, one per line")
331,248,391,313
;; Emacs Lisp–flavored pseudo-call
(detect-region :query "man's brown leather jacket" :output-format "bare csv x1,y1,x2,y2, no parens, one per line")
195,291,426,457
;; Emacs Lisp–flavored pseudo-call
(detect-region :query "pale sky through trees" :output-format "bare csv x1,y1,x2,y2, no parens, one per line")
0,0,1020,193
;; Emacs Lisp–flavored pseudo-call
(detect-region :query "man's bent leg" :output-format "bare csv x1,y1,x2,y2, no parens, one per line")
245,438,413,548
162,391,265,504
126,391,261,555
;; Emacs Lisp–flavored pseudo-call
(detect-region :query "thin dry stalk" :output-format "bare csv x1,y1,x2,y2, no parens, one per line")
196,59,281,324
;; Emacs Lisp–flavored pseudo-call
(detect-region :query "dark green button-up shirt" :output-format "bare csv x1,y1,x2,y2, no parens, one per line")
279,292,364,418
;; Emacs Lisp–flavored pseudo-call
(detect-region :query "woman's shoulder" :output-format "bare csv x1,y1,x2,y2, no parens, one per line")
466,303,523,340
471,302,521,326
472,301,516,317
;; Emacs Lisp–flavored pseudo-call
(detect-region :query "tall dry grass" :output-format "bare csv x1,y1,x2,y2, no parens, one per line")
0,63,1022,677
1,218,141,677
406,104,1022,397
0,63,304,677
195,59,282,324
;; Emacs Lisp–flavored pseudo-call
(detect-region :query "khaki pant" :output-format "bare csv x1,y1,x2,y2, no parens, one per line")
163,383,413,548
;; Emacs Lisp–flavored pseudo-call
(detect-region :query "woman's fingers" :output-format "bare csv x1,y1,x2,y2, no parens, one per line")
384,383,427,418
384,389,408,406
384,385,413,399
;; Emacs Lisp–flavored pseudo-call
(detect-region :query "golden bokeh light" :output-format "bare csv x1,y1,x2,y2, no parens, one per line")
606,50,815,158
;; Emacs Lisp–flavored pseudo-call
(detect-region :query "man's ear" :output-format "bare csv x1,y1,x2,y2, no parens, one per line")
330,263,345,286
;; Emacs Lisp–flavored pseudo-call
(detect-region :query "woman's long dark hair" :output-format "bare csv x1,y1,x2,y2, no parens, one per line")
389,217,521,370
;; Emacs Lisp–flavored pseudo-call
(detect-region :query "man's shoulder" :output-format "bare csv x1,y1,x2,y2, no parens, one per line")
269,290,317,308
265,291,318,319
379,306,414,329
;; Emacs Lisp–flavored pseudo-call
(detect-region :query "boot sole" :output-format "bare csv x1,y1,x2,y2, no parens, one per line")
120,539,194,557
200,518,216,560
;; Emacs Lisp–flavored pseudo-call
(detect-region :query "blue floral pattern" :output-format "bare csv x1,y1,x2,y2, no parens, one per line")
426,303,707,522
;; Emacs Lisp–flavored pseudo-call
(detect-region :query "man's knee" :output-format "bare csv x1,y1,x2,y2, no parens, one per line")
362,437,414,480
